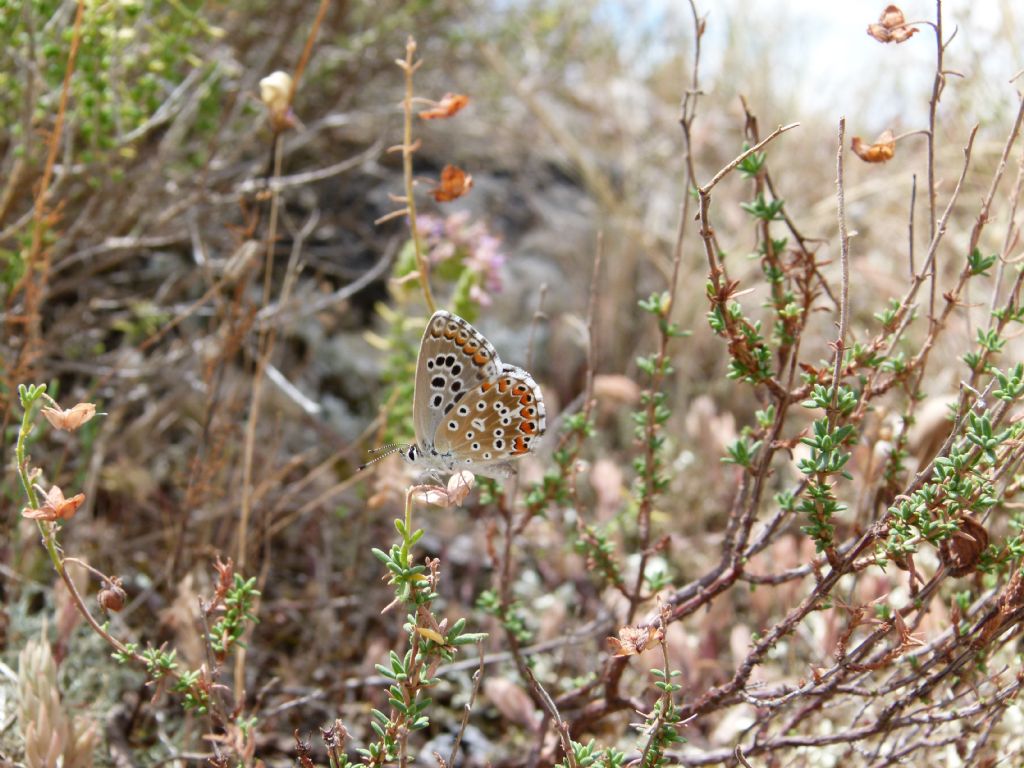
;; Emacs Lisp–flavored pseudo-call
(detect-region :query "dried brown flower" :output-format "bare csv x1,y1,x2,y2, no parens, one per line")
431,164,473,202
419,92,469,120
22,486,85,522
607,624,664,657
852,129,896,163
998,567,1024,615
411,470,475,507
867,5,919,43
41,402,97,431
321,719,349,751
97,578,126,613
212,556,234,607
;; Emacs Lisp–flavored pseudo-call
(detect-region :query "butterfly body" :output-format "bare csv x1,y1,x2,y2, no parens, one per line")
402,310,545,479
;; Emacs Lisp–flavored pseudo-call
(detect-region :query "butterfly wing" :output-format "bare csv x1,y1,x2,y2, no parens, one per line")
431,364,546,478
412,311,503,451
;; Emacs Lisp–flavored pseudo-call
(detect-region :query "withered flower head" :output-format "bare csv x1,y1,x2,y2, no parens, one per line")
212,556,235,605
852,129,896,163
41,402,97,431
411,470,475,508
419,93,470,120
98,577,127,613
22,485,85,522
431,165,474,203
998,567,1024,617
607,624,664,657
867,5,919,43
321,719,350,753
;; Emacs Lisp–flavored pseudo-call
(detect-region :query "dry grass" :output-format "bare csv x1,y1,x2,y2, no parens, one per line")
2,2,1024,766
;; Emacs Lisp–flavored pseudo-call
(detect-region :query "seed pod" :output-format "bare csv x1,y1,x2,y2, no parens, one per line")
939,515,989,577
97,578,126,613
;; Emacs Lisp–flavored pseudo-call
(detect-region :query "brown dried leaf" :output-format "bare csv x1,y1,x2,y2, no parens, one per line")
40,402,97,431
998,567,1024,617
419,93,469,120
852,129,896,163
975,568,1024,648
939,515,989,577
593,374,642,405
590,458,624,520
482,677,538,732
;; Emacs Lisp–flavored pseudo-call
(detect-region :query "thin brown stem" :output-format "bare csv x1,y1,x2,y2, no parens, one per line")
926,0,944,320
829,116,850,418
399,37,436,313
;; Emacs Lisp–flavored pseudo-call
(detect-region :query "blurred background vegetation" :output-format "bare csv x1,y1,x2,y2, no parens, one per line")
2,0,1024,765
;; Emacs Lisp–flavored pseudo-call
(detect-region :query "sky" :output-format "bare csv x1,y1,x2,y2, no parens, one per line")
591,0,1019,130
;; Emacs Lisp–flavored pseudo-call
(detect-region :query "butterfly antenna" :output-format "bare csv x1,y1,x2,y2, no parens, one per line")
358,443,407,471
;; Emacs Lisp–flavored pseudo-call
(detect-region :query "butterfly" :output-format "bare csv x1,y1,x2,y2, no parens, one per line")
378,310,546,479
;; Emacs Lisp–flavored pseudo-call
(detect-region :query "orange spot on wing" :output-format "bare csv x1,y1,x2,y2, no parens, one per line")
480,381,492,392
520,421,536,435
512,436,528,454
498,379,510,393
473,350,489,365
